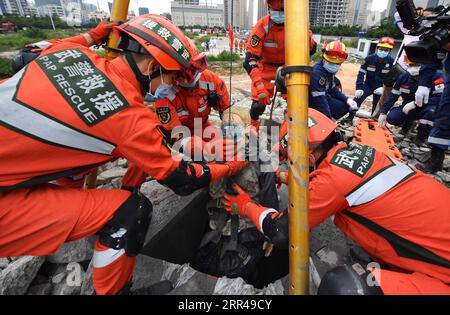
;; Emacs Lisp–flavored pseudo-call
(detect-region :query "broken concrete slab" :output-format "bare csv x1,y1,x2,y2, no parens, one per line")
436,171,450,183
0,256,45,295
97,168,127,181
47,237,95,264
80,261,94,295
213,277,257,295
27,283,53,295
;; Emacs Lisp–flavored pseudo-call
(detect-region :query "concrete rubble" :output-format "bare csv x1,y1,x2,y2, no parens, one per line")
0,91,448,295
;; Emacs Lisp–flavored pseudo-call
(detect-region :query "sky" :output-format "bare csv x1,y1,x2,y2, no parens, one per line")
86,0,389,15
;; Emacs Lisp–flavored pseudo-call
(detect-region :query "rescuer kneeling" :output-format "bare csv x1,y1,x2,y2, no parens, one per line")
309,41,358,120
222,108,450,295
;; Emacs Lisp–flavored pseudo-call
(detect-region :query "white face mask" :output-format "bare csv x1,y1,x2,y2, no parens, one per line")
145,68,177,102
407,66,420,77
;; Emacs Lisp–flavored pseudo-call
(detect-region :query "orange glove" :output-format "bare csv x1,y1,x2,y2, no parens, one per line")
208,160,247,181
254,81,271,105
88,20,118,45
222,183,253,216
275,170,288,188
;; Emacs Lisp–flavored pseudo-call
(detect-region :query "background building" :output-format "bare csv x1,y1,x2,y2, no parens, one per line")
161,12,172,20
224,0,252,30
256,0,268,20
0,0,31,15
138,7,149,15
171,0,224,28
310,0,348,27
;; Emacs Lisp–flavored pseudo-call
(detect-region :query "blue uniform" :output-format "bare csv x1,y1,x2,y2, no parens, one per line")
429,56,450,151
381,71,445,139
309,61,349,120
354,53,394,113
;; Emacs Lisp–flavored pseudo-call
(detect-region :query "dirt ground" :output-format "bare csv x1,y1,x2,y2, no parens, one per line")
218,62,360,97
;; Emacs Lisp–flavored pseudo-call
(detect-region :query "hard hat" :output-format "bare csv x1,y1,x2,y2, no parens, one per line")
377,36,394,49
278,108,337,156
322,41,348,64
266,0,284,10
116,14,207,83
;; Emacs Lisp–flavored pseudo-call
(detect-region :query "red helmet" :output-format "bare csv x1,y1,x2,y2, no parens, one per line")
266,0,284,11
276,108,337,160
116,14,207,83
322,41,348,64
377,36,394,49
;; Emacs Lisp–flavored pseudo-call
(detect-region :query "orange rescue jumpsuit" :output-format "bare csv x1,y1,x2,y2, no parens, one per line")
122,69,230,188
244,15,315,121
0,43,237,294
258,142,450,294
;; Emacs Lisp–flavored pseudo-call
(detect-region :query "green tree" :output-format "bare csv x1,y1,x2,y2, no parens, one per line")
364,18,402,39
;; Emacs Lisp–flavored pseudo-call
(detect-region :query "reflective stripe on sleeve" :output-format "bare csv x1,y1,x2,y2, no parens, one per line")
419,119,434,126
199,81,214,90
177,109,189,117
312,91,326,97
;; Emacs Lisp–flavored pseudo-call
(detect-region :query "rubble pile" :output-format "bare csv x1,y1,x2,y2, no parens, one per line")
0,92,448,295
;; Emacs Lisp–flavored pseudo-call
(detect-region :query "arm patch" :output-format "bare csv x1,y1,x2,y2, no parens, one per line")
250,35,261,48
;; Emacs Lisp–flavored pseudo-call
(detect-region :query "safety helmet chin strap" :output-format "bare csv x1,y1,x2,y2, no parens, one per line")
125,51,150,96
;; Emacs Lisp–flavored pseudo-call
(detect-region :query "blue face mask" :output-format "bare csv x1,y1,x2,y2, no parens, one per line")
376,49,389,59
269,10,285,24
177,71,202,89
145,68,177,102
323,61,341,74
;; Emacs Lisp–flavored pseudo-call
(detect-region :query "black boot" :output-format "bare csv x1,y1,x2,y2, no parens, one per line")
341,112,355,125
413,135,427,147
417,146,445,173
400,120,413,136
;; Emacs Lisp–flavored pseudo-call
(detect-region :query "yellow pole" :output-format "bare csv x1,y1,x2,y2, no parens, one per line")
84,0,130,189
105,0,130,61
285,0,310,295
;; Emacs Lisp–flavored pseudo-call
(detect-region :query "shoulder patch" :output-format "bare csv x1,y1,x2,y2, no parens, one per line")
156,107,171,124
330,143,375,177
250,35,261,48
318,76,326,86
35,49,129,127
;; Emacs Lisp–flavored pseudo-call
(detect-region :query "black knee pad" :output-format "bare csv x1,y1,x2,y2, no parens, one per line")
250,101,266,120
98,191,153,256
317,264,383,295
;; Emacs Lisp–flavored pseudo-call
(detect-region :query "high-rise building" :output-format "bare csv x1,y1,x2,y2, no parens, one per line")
0,0,31,16
108,1,112,14
256,0,268,20
310,0,348,27
246,0,254,29
37,3,65,18
35,0,61,6
161,12,172,20
127,10,136,19
224,0,249,30
138,7,149,15
347,0,372,28
171,0,224,27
